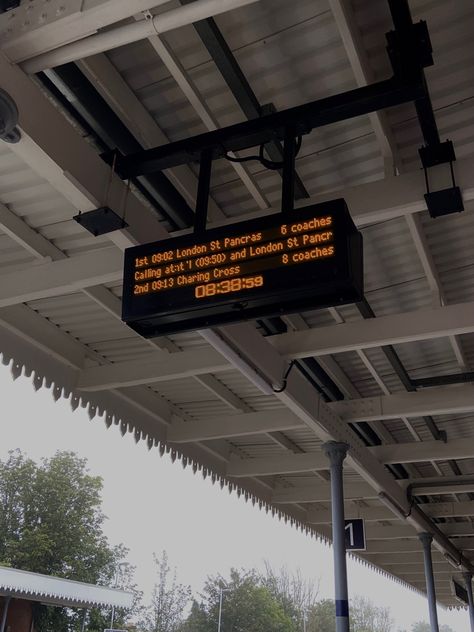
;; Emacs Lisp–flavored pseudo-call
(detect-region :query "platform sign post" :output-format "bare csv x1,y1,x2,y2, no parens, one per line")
122,199,363,337
462,573,474,632
419,533,440,632
344,519,366,551
323,441,350,632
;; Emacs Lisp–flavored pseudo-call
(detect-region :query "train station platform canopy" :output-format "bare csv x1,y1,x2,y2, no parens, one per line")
0,0,473,612
0,566,134,609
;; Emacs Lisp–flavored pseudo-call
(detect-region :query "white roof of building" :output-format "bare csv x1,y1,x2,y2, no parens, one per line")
0,566,134,609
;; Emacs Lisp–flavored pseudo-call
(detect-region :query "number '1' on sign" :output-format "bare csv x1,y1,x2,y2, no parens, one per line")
344,519,366,551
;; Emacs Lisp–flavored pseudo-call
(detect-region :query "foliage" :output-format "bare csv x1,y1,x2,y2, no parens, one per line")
411,623,430,632
141,551,191,632
350,596,393,632
181,569,298,632
306,599,335,632
411,624,455,632
0,450,140,632
306,595,394,632
181,567,400,632
263,562,319,626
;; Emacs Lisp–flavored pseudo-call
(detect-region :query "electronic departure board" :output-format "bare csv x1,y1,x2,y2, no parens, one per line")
122,199,363,337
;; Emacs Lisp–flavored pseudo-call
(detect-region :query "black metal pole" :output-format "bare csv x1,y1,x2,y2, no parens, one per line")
194,148,213,234
0,596,11,632
419,533,439,632
116,77,423,177
463,573,474,632
281,128,296,214
323,441,351,632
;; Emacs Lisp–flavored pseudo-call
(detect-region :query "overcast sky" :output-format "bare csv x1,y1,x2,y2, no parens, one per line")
0,363,467,631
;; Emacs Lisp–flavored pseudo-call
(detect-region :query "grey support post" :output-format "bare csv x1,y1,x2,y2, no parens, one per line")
463,572,474,632
323,441,350,632
0,596,11,632
81,609,88,632
419,533,439,632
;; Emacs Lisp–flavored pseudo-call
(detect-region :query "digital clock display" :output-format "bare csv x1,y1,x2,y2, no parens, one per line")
122,199,363,337
195,275,264,298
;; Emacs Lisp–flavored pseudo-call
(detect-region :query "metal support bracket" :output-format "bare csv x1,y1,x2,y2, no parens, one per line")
194,148,213,234
419,141,464,218
281,127,296,214
419,532,440,632
74,149,129,235
386,20,434,77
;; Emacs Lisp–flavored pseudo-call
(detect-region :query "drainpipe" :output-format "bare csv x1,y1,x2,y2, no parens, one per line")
323,441,351,632
419,533,439,632
0,596,11,632
22,0,262,74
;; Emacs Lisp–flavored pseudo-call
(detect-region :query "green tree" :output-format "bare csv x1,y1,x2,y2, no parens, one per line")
350,596,393,632
182,569,297,632
307,599,335,632
306,596,394,632
0,450,139,632
412,625,454,632
141,551,191,632
263,563,319,626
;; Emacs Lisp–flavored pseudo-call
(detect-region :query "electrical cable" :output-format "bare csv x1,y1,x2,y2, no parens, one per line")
225,136,302,171
273,360,297,393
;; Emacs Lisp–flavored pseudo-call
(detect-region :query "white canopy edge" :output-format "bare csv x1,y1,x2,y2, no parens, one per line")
0,566,134,609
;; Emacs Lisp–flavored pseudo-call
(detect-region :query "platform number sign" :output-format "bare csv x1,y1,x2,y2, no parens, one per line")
344,519,366,551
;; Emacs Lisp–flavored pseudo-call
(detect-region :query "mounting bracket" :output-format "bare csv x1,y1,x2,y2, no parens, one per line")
419,140,464,218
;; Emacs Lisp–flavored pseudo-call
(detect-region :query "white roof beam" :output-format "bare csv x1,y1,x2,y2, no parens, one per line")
364,541,422,554
271,301,474,359
227,452,328,477
405,211,468,368
328,0,398,173
307,501,474,524
77,348,229,391
226,438,474,477
331,385,474,422
384,565,453,575
274,474,474,507
20,0,263,75
72,304,474,389
0,248,123,308
142,20,268,211
77,53,224,223
367,524,474,539
307,505,393,524
200,156,474,231
370,438,474,465
272,481,377,504
0,201,65,261
365,554,446,567
423,501,474,520
0,1,172,63
167,410,304,443
0,304,85,371
408,475,474,496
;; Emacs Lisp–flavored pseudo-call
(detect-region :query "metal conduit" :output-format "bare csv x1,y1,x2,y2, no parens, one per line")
413,371,474,388
21,0,262,74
